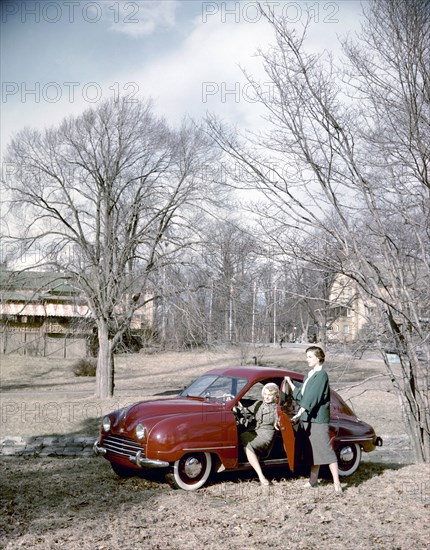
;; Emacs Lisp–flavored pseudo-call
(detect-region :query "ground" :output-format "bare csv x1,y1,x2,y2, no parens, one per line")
1,344,429,549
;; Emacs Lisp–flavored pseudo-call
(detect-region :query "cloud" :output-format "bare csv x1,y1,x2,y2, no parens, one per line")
125,2,364,129
107,0,177,37
129,14,274,128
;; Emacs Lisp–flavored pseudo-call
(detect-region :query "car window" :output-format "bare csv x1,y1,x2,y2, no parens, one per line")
181,375,218,397
209,376,235,396
180,375,248,399
241,382,265,403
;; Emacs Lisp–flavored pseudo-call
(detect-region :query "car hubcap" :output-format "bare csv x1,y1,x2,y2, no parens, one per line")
339,446,354,463
184,457,203,479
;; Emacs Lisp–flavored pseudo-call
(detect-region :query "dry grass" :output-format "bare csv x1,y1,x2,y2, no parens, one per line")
0,457,428,550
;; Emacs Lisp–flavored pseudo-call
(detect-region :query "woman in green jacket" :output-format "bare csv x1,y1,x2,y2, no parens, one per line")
284,346,342,493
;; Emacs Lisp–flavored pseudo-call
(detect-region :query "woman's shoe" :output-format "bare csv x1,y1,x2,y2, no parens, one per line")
334,484,343,494
260,478,271,486
304,480,319,488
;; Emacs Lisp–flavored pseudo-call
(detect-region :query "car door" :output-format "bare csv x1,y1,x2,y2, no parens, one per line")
277,379,296,471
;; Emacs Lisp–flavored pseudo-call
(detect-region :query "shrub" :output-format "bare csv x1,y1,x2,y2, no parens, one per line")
73,358,97,377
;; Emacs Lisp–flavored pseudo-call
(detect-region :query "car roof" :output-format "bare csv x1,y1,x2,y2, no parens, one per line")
202,365,304,381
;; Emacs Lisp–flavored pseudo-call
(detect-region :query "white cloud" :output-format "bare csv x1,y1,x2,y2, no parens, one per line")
107,0,178,37
129,14,274,128
126,2,364,129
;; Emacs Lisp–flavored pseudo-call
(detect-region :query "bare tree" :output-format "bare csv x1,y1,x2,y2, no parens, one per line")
184,218,261,344
207,0,430,461
4,98,216,398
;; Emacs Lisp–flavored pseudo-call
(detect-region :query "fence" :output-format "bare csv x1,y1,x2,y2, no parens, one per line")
0,327,87,358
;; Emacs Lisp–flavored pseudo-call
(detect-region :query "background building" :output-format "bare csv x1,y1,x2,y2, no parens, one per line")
0,270,153,358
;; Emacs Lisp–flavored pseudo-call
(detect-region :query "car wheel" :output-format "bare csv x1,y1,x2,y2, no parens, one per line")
336,443,362,476
170,452,212,490
110,462,135,478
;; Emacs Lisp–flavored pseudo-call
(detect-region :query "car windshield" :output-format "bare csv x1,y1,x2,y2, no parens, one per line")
180,374,249,399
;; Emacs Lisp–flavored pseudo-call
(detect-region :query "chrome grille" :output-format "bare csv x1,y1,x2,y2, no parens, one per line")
103,434,144,458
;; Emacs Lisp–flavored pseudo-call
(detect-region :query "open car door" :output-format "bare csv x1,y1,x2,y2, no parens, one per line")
277,378,296,471
277,404,295,471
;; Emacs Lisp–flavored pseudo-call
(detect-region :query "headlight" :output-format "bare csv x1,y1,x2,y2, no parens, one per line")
135,423,146,440
102,416,111,432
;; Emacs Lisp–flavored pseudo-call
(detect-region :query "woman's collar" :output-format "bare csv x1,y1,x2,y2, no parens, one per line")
310,365,323,374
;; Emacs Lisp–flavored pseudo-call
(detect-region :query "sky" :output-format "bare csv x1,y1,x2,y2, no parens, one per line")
0,0,366,161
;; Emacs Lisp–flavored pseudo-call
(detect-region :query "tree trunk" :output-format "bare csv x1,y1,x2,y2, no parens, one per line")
398,384,430,463
95,320,114,398
384,320,430,463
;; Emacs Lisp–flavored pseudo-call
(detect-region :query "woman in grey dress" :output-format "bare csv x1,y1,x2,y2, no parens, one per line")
239,382,279,486
284,346,342,493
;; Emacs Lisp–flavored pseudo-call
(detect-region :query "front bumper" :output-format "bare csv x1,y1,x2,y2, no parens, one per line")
93,441,169,469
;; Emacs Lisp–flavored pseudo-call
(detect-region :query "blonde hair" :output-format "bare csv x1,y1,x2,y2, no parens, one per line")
262,382,280,399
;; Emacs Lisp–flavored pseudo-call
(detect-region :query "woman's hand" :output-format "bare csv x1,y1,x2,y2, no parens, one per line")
284,376,295,391
291,407,305,424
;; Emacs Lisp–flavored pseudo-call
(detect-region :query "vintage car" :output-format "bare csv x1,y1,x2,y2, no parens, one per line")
94,366,382,490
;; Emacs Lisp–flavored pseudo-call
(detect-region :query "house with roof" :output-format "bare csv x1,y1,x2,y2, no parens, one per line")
0,270,153,358
0,270,93,357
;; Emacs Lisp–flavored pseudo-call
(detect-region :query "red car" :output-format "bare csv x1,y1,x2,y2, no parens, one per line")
94,366,382,490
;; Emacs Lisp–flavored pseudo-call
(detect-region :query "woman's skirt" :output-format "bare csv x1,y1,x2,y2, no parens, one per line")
303,422,337,465
239,428,275,455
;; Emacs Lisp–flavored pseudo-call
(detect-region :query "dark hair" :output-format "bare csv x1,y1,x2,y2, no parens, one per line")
306,346,325,364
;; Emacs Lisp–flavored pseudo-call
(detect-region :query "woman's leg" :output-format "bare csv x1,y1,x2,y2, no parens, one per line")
329,461,342,492
244,446,269,485
309,464,320,486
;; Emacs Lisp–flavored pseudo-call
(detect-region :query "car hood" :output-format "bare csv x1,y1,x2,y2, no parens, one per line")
113,397,226,426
